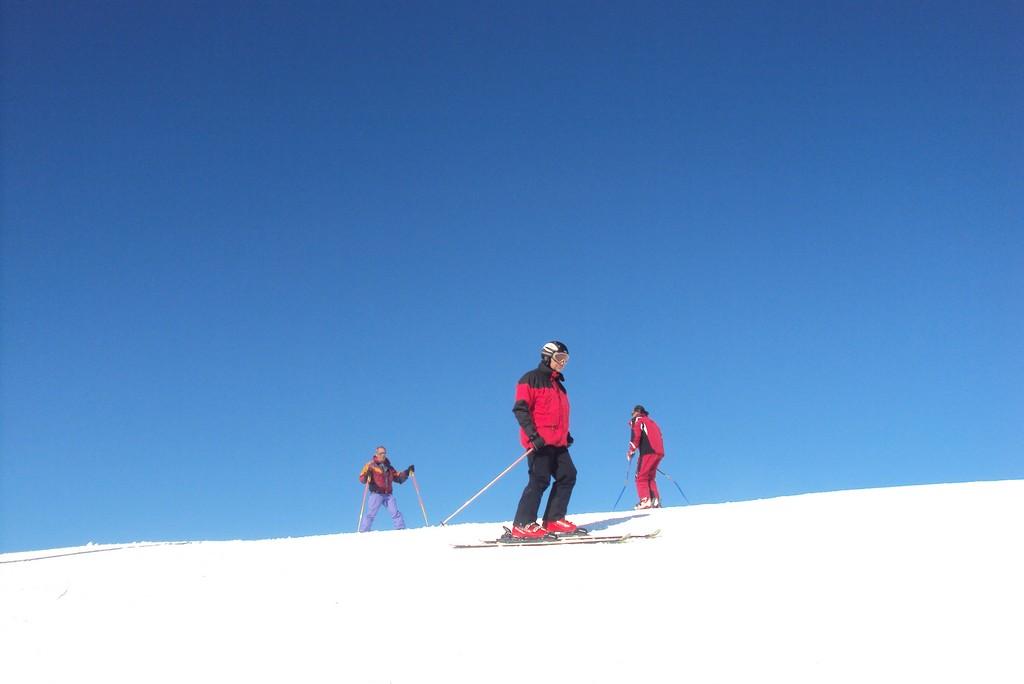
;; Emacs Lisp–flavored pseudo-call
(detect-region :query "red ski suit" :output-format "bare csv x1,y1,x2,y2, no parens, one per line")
630,415,665,501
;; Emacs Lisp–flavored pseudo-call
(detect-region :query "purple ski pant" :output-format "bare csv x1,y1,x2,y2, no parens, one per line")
359,492,406,532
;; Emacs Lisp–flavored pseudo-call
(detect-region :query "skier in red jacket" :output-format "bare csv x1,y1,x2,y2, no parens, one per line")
510,340,579,539
627,405,665,510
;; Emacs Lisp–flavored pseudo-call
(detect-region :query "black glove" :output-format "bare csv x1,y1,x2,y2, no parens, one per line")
407,464,415,474
529,434,546,450
567,432,574,446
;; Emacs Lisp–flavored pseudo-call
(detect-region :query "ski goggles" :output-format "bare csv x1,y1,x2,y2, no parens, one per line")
551,351,569,365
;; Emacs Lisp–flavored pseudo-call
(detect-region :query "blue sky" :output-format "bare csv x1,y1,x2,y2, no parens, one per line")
2,1,1021,552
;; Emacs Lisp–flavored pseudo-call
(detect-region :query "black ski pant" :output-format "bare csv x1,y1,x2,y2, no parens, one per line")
514,446,577,526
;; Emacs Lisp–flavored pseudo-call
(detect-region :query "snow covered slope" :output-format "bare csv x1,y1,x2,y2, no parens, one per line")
3,481,1022,683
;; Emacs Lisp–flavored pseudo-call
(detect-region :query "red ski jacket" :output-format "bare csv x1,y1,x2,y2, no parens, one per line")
358,459,409,495
630,415,664,456
513,362,571,450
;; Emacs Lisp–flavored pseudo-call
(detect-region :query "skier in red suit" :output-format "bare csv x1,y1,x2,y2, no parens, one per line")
627,405,665,510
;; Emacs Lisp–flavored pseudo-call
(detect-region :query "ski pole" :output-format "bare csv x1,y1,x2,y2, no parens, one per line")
410,471,429,526
612,461,632,510
356,479,370,532
441,448,533,526
657,467,691,504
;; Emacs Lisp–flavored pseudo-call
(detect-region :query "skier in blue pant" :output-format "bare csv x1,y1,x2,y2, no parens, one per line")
358,446,412,532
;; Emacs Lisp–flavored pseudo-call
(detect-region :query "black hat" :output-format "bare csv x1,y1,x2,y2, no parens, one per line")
633,405,648,416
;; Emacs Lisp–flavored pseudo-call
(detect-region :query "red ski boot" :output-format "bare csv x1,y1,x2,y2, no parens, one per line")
510,522,548,539
542,519,583,535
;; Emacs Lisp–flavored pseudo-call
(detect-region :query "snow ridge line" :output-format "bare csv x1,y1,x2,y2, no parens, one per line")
0,541,192,565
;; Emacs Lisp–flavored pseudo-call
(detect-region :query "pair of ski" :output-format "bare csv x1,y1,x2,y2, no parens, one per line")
452,528,661,549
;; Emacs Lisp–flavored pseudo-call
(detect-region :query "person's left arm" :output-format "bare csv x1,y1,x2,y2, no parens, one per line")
393,464,412,484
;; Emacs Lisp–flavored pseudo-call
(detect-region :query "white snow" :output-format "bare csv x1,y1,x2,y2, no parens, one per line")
2,480,1022,683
